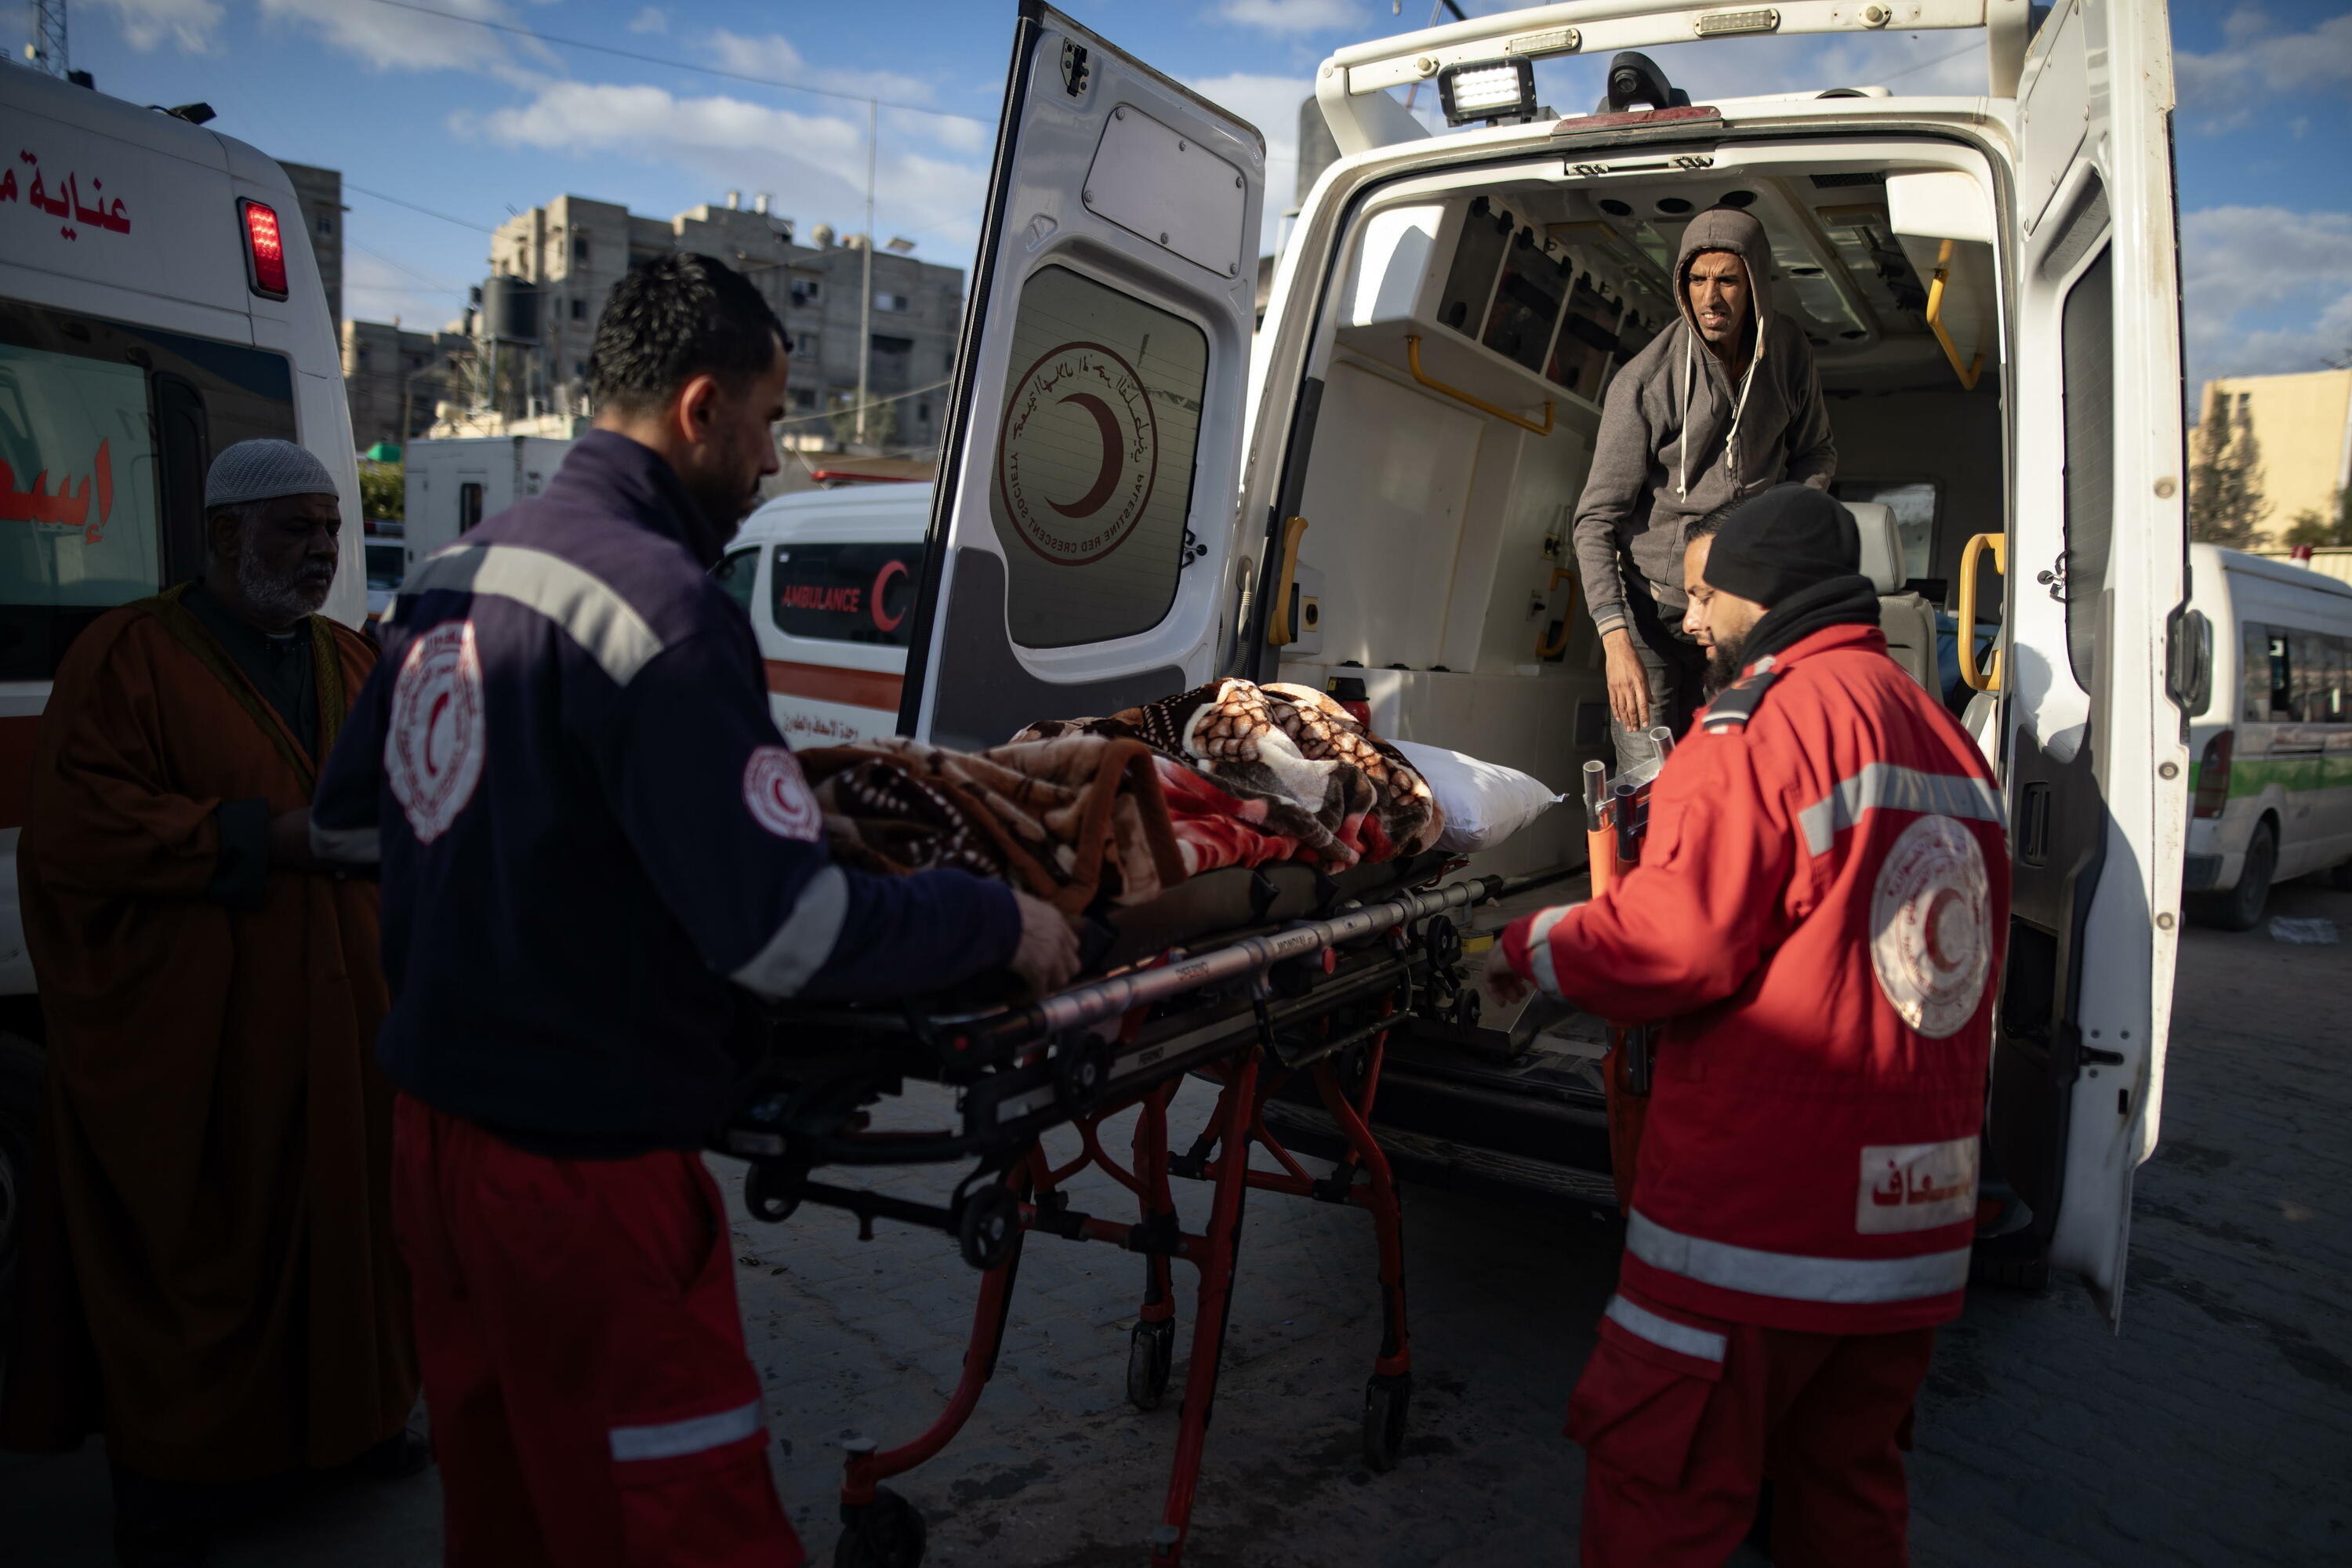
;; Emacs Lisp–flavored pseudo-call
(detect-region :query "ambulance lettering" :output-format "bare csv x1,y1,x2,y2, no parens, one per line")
387,620,486,843
1857,1137,1980,1234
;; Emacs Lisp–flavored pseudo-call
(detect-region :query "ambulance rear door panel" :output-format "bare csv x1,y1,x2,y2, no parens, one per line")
901,2,1262,750
1989,0,2187,1324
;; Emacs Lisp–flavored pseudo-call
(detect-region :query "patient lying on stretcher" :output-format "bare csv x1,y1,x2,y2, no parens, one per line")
791,679,1446,921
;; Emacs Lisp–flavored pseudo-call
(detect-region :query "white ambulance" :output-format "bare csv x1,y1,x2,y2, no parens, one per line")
904,1,2191,1316
0,67,361,1295
720,482,931,748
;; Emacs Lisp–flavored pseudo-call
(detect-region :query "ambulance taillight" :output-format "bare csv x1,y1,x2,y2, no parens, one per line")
2192,729,2233,819
240,199,289,300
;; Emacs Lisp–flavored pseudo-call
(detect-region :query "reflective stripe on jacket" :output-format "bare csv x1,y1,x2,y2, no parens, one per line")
1503,622,2010,1334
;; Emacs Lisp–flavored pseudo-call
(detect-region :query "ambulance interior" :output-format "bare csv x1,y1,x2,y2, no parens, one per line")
1267,143,2005,881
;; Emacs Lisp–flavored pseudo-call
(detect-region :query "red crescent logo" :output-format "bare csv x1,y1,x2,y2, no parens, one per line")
869,557,909,633
994,339,1159,566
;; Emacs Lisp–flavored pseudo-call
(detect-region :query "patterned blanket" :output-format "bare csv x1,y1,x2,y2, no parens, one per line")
1016,679,1443,877
796,734,1187,915
797,681,1443,916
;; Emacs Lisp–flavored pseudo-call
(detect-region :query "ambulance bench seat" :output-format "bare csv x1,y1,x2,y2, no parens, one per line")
1849,500,1938,694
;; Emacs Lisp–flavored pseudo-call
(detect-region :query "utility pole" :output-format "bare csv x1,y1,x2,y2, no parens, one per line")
855,96,875,447
25,0,67,76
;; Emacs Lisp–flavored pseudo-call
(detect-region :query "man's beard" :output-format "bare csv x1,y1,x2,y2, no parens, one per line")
1703,629,1749,697
236,536,334,624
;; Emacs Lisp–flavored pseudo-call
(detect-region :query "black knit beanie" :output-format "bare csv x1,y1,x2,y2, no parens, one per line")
1701,483,1861,606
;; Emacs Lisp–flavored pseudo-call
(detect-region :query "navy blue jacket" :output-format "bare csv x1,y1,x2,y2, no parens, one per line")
313,432,1017,1155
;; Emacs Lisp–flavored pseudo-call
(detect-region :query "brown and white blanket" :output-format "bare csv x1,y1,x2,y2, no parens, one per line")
1017,680,1443,877
797,681,1443,917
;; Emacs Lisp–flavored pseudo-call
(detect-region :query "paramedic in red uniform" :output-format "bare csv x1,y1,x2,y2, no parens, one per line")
1486,484,2009,1567
309,254,1080,1567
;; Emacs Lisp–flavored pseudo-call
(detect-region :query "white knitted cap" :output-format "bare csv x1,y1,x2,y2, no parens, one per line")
205,439,338,510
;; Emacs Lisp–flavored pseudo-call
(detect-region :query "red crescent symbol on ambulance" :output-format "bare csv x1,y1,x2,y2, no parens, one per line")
869,558,909,633
1046,392,1124,519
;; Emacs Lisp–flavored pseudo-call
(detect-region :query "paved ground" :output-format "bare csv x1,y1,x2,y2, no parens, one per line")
5,878,2348,1565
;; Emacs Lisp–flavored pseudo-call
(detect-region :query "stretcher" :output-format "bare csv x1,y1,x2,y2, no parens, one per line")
717,852,1566,1568
1584,727,1672,1211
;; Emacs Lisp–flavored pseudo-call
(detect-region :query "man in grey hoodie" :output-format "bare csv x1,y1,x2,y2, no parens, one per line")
1572,206,1837,771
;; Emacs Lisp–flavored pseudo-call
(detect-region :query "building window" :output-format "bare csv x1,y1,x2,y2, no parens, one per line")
316,215,333,238
793,332,819,358
790,278,821,307
574,237,591,263
571,298,586,321
916,402,931,426
792,387,818,412
575,361,589,379
876,292,910,312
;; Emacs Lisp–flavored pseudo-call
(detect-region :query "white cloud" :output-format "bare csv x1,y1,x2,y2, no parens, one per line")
704,29,939,108
1187,71,1315,249
2177,5,2352,125
86,0,223,54
626,6,666,34
2181,205,2352,391
464,80,989,254
1217,0,1359,35
259,0,534,74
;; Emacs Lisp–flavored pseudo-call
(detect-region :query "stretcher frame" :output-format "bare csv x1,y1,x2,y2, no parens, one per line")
718,867,1536,1568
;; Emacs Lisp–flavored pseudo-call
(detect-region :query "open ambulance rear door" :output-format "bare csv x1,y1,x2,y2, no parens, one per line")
898,2,1262,751
1987,0,2189,1325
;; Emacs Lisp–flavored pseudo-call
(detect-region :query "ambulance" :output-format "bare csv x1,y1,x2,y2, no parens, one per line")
0,66,361,1298
902,1,2192,1318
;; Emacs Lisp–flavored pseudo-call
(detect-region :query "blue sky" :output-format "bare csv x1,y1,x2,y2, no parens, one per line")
56,0,2352,397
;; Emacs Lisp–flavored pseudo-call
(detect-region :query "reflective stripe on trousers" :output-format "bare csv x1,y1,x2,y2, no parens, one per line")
609,1399,766,1463
1627,1210,1971,1305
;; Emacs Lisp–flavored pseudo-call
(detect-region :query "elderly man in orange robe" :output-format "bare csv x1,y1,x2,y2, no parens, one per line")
3,440,420,1566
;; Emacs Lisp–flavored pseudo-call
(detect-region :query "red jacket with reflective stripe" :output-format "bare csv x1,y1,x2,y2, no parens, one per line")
1504,622,2010,1334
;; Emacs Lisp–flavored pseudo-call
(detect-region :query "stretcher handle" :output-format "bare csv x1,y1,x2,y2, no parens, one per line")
1956,532,2006,692
947,875,1499,1055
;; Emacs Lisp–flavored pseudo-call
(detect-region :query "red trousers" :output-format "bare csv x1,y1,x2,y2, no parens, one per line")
1567,1290,1934,1568
392,1095,804,1568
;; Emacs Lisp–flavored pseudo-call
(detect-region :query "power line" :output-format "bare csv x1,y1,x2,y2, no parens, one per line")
357,0,992,125
346,181,499,234
350,239,462,292
1876,40,1983,85
777,377,952,426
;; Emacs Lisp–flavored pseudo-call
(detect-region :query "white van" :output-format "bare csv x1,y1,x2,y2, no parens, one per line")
720,483,930,747
0,68,361,1304
402,434,574,573
2183,543,2352,927
902,1,2192,1315
0,70,363,996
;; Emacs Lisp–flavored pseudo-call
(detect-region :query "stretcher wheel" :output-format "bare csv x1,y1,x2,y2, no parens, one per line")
1361,1372,1411,1472
957,1185,1021,1271
744,1161,800,1223
1449,989,1481,1029
1054,1037,1112,1115
834,1486,927,1568
1126,1319,1174,1411
1421,916,1461,970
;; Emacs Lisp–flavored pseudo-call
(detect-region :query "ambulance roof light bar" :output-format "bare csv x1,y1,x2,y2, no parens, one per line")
1312,0,2027,155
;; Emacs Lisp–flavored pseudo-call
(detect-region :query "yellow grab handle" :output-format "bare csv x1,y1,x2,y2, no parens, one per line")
1535,566,1578,659
1405,336,1555,437
1926,238,1986,394
1266,514,1310,646
1956,531,2007,692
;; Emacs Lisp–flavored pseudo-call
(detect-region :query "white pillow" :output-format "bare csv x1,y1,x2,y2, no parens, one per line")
1391,740,1564,855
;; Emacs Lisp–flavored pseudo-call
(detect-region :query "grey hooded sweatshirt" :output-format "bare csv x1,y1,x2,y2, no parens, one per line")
1572,207,1837,637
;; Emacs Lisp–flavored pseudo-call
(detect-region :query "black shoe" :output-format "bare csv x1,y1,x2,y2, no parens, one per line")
349,1427,433,1480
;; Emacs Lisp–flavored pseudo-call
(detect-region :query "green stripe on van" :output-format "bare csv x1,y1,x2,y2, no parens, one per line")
2231,757,2332,797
